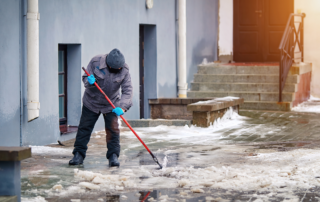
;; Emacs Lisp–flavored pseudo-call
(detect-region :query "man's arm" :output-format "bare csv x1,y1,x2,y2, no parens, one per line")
82,59,95,88
119,72,133,111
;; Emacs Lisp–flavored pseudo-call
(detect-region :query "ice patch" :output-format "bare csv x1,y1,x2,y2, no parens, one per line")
292,95,320,113
79,182,100,190
152,149,320,192
31,146,72,155
194,97,240,105
52,184,63,191
21,196,47,202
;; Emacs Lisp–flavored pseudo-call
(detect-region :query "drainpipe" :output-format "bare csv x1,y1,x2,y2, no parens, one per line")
178,0,187,98
27,0,40,122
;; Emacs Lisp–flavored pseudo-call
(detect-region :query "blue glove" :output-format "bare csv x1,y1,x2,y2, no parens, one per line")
112,107,124,116
87,75,96,85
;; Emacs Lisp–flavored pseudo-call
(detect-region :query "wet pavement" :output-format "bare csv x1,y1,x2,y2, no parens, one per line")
21,110,320,202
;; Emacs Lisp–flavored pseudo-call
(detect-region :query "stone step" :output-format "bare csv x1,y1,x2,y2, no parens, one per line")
121,119,191,128
193,74,298,84
187,91,295,102
197,64,279,75
191,82,297,93
240,101,292,111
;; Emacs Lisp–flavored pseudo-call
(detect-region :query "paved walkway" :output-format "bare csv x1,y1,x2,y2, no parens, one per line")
21,109,320,202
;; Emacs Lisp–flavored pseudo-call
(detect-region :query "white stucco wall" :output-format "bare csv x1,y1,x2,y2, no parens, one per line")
218,0,233,57
294,0,320,97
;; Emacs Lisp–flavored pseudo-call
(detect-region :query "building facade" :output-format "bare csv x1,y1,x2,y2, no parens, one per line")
0,0,219,146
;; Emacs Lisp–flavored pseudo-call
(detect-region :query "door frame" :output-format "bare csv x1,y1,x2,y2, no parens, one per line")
58,45,68,125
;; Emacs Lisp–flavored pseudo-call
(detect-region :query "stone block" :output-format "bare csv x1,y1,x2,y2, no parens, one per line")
0,147,31,161
0,196,17,202
0,162,21,201
192,107,235,127
170,98,182,104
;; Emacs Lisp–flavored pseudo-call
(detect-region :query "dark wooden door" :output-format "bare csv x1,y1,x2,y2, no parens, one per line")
234,0,293,62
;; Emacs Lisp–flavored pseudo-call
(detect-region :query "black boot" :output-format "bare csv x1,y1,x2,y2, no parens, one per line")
69,152,84,165
109,153,120,167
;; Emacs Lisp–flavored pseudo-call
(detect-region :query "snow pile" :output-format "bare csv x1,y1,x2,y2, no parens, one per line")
31,146,72,155
121,107,247,145
152,148,320,193
73,168,137,191
292,95,320,113
194,96,240,105
21,196,47,202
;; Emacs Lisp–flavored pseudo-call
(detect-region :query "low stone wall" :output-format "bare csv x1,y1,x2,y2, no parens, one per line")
121,119,191,128
149,98,213,120
187,98,244,127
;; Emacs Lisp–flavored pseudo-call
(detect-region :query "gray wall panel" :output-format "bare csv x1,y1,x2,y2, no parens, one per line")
186,0,219,87
0,0,21,146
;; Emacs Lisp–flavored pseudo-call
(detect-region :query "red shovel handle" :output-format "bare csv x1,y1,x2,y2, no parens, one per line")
82,67,162,169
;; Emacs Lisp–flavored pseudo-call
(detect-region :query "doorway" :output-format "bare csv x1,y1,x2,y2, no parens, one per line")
139,24,157,119
58,45,68,126
58,44,82,134
233,0,294,62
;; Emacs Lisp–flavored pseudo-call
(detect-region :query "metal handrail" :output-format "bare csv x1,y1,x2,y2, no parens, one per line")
279,13,306,102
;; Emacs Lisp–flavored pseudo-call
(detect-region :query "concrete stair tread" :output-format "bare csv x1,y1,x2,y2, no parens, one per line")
191,82,297,85
191,82,296,93
195,73,281,76
197,65,280,75
243,101,290,104
187,91,294,102
188,90,293,94
240,101,292,111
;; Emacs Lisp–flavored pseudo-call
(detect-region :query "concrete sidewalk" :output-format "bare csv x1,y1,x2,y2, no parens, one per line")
20,110,320,202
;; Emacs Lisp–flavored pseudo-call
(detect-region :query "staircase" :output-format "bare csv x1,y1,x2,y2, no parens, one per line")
187,63,310,111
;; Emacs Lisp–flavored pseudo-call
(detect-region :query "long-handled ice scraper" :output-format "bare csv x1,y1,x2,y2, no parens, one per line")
141,191,151,202
82,67,162,169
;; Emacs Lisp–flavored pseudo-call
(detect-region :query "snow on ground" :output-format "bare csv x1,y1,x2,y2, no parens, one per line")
21,196,47,202
38,148,320,200
30,146,72,155
292,95,320,113
153,148,320,192
121,107,248,145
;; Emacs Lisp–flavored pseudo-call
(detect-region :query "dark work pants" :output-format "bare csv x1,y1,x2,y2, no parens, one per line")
73,105,120,159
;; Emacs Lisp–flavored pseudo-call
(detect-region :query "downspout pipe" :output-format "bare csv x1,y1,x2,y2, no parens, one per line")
178,0,187,98
27,0,40,121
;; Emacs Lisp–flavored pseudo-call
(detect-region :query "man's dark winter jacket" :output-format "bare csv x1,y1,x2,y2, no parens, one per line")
82,54,133,114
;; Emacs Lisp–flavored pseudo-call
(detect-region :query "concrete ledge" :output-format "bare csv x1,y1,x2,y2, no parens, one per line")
149,98,213,105
187,97,244,127
121,119,191,128
0,196,17,202
187,98,244,112
0,147,31,161
290,62,312,75
149,98,214,120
